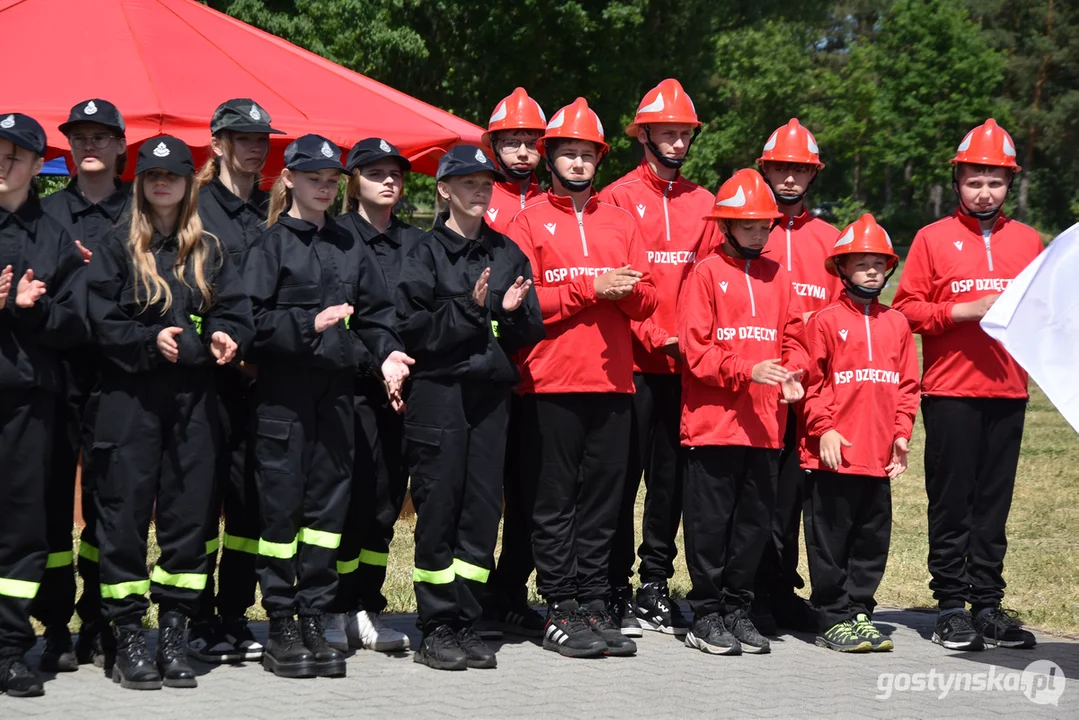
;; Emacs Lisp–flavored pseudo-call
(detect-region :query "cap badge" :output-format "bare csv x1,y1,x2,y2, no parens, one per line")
84,101,98,116
379,139,392,153
153,141,170,158
0,115,14,129
250,105,262,121
321,141,334,158
474,148,488,164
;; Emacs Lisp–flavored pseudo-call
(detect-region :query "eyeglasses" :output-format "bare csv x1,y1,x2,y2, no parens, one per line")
497,138,539,152
69,133,117,149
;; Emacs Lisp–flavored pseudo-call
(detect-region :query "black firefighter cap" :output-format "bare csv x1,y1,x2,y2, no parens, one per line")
345,137,411,173
59,99,126,136
210,99,284,135
0,113,47,156
284,134,344,172
135,135,194,176
436,144,505,182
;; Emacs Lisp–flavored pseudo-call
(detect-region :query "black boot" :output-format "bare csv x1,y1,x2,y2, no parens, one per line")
112,626,162,690
40,625,78,673
156,612,196,688
262,617,316,679
0,652,44,697
299,615,346,678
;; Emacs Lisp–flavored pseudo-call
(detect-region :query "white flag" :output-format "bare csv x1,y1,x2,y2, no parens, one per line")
981,223,1079,432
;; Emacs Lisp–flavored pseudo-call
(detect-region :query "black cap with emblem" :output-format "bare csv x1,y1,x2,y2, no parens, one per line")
436,144,506,182
284,134,344,172
135,135,195,176
0,113,47,156
345,137,412,173
59,99,126,136
210,98,284,135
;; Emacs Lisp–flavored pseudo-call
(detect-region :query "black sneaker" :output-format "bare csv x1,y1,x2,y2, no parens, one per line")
772,592,819,633
299,615,346,677
725,608,770,654
685,612,742,656
635,582,689,637
112,626,163,690
262,617,317,678
186,618,226,663
75,621,113,668
582,599,637,657
40,625,78,672
973,607,1037,649
932,609,985,651
220,616,265,661
457,626,497,669
156,612,197,688
611,586,643,637
0,653,45,697
413,625,468,671
542,600,607,658
498,605,545,638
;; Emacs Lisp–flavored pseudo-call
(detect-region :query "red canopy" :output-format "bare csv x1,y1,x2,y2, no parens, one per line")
1,0,483,177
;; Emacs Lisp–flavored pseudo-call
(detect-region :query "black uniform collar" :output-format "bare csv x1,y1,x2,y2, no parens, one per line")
150,228,179,251
63,177,129,221
431,213,493,256
345,211,406,247
207,176,268,215
0,193,42,232
277,212,341,237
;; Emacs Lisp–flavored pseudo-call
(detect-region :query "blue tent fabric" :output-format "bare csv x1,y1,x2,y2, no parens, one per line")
41,156,70,175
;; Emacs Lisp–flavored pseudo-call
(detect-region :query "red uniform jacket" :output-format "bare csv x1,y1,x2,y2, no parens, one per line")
678,250,807,448
766,210,843,319
486,178,543,235
893,212,1043,399
508,191,658,394
799,294,920,477
599,162,718,374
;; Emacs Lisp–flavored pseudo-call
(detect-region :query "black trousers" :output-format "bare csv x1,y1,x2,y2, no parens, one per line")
253,366,353,618
198,366,259,621
683,445,779,617
407,379,509,635
922,396,1026,610
521,392,631,604
31,361,103,631
94,369,220,627
754,411,806,605
611,373,683,589
0,389,53,653
488,392,533,610
334,377,408,615
803,470,891,629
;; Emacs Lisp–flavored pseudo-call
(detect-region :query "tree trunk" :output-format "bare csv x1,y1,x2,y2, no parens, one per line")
884,166,893,207
930,183,944,219
853,152,862,201
899,161,914,211
1019,0,1054,223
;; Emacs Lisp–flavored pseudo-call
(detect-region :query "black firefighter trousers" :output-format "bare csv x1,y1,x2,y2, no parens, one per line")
253,366,353,619
0,389,53,654
754,411,807,607
333,377,408,615
407,378,509,636
922,396,1026,611
611,373,684,590
684,445,779,618
93,369,220,627
521,392,631,605
486,391,533,611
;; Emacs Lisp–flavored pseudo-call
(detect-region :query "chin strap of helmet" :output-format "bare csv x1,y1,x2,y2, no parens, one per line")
951,166,1015,222
835,263,898,300
764,166,818,210
494,152,533,182
724,230,763,260
643,125,702,170
545,149,601,193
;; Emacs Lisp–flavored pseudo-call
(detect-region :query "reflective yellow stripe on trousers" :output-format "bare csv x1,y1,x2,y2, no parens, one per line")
0,577,40,599
413,566,455,584
100,579,150,599
150,566,207,590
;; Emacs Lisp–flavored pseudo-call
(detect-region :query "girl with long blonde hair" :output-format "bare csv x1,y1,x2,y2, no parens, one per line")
86,135,254,692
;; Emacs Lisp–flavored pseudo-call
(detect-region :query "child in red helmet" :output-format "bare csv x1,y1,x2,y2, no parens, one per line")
800,214,919,653
893,119,1042,651
678,168,806,657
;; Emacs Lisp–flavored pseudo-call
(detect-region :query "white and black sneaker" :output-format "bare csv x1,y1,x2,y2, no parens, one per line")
973,607,1036,649
725,608,770,654
932,609,985,651
635,582,689,637
610,586,643,637
542,600,607,658
685,612,741,656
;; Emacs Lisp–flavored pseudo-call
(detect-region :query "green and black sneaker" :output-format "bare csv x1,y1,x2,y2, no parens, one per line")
853,613,893,651
815,620,873,652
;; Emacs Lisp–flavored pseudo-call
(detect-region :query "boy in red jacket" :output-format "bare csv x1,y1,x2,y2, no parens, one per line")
894,119,1042,651
753,118,841,635
800,214,919,653
679,169,806,656
509,98,658,659
482,87,547,235
598,78,716,637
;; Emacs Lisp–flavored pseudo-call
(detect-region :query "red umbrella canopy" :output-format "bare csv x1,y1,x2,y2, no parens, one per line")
1,0,483,177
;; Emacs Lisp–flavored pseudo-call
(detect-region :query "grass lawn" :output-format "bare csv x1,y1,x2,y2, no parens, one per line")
62,261,1079,637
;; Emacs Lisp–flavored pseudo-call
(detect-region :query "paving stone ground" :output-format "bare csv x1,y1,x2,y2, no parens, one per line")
3,608,1076,718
